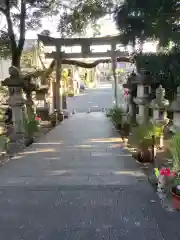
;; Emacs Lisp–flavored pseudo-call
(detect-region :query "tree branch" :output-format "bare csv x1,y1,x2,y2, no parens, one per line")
4,0,17,49
18,0,26,51
38,52,46,69
0,7,6,14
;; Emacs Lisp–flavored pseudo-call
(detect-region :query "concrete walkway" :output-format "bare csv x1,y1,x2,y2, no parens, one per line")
0,113,179,239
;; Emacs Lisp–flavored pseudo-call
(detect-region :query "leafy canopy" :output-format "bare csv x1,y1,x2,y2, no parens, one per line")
0,0,74,61
57,0,114,36
115,0,180,47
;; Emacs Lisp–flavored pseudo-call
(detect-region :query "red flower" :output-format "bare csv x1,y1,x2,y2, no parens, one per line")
159,168,176,177
35,116,41,121
124,89,129,96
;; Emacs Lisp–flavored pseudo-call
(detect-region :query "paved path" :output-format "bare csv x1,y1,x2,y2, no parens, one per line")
67,82,113,113
0,113,180,239
67,81,127,113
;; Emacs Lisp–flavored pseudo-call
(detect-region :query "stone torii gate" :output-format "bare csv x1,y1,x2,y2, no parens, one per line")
38,34,130,112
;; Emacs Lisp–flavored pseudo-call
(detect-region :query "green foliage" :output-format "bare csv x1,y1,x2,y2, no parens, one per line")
135,52,180,101
58,0,113,36
23,115,39,138
115,0,180,48
170,133,180,171
135,123,163,142
0,0,72,64
107,107,123,124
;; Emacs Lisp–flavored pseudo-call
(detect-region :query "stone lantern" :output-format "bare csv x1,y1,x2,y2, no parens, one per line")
23,75,38,119
133,69,152,124
150,85,169,148
35,85,49,120
2,66,26,135
169,86,180,133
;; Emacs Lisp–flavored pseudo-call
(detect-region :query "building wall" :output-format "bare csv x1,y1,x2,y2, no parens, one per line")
0,58,11,81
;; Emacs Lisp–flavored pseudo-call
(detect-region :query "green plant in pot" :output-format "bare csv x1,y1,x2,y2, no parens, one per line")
171,177,180,210
132,123,163,163
170,133,180,209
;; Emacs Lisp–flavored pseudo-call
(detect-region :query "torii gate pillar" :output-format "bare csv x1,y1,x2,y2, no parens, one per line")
111,44,118,108
55,44,62,112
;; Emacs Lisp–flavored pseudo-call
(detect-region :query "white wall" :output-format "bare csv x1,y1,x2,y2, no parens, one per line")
0,58,11,81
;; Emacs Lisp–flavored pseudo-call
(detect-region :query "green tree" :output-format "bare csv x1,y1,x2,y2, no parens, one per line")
92,23,101,37
115,0,180,49
0,0,71,68
57,0,114,36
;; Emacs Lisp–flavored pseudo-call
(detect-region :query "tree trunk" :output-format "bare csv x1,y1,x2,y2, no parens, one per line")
11,49,22,69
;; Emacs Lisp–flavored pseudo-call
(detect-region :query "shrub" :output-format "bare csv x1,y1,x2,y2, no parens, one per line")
108,107,123,124
170,133,180,172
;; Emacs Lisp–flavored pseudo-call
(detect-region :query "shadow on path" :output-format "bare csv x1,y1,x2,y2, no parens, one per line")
0,113,179,239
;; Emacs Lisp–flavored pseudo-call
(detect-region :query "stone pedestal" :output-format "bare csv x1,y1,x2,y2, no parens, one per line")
26,93,35,119
8,94,25,134
133,69,152,124
169,86,180,133
150,85,169,147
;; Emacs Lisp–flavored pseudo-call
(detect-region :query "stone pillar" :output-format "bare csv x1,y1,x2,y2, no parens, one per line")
9,92,25,134
111,44,118,108
150,85,169,148
169,86,180,133
55,45,62,111
48,77,55,115
26,93,35,119
133,69,152,124
129,87,137,124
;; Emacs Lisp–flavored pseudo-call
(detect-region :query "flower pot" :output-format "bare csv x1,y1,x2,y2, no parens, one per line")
51,120,56,127
121,123,130,138
116,123,122,130
132,148,153,163
172,187,180,210
157,175,171,193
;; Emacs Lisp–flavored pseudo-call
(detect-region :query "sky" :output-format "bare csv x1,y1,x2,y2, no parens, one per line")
26,15,157,52
25,15,119,39
0,10,157,52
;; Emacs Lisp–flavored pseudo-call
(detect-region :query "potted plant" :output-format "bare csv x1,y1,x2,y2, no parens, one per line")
155,167,176,193
171,177,180,210
132,123,163,163
170,133,180,209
